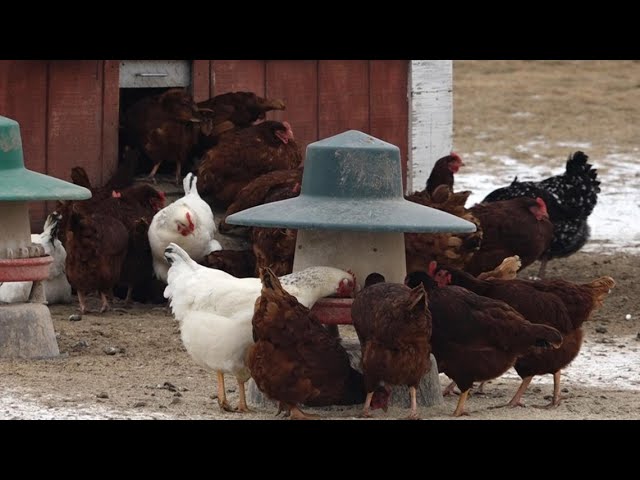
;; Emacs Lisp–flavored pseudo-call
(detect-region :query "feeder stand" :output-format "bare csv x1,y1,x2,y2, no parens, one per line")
227,130,476,409
0,115,91,359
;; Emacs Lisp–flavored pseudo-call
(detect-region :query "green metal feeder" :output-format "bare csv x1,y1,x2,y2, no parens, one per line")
0,115,91,359
233,130,475,410
226,130,475,289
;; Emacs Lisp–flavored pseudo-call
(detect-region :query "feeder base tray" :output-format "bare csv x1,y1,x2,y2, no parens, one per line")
0,304,60,359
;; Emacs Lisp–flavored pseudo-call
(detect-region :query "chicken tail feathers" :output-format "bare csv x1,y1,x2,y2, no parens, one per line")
529,324,563,350
183,172,200,197
42,211,63,246
583,275,616,309
164,242,196,268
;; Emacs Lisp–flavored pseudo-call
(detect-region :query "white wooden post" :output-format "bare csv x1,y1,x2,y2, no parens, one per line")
406,60,453,194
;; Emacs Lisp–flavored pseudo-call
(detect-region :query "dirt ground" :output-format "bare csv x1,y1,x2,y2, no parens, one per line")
1,60,639,420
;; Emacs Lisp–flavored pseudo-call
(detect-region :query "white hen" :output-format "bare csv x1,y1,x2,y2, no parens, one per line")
0,212,72,305
148,173,222,283
163,242,355,412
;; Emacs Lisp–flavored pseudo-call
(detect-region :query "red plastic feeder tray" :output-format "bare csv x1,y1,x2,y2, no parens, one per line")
0,256,53,282
311,297,354,325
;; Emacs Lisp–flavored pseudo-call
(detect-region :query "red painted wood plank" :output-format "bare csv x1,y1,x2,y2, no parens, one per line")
318,60,369,138
211,60,265,97
0,60,49,230
191,60,211,102
265,60,318,153
101,60,120,185
369,60,409,187
47,61,104,190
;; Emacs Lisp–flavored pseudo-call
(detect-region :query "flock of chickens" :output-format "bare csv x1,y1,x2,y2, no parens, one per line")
0,87,617,419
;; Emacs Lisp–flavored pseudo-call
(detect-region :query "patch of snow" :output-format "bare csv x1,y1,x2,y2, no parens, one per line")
499,335,640,392
511,111,533,118
556,141,592,149
0,389,176,420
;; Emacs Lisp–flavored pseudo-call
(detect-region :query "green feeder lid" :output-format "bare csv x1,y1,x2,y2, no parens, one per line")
226,130,477,233
0,116,91,201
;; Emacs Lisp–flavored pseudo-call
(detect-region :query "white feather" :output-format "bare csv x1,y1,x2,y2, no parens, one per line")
163,243,354,378
148,173,222,283
0,214,72,304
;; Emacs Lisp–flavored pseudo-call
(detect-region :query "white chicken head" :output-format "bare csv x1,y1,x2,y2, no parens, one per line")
172,205,196,236
287,266,356,299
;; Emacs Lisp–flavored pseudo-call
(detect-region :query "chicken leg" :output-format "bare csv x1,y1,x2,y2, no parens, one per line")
174,162,182,187
536,371,564,408
442,381,458,397
99,292,111,313
452,390,471,417
236,378,252,413
276,401,292,417
359,391,374,418
147,162,162,184
537,258,549,279
216,371,236,412
507,376,533,407
406,386,420,420
77,291,88,314
475,381,487,395
124,286,134,307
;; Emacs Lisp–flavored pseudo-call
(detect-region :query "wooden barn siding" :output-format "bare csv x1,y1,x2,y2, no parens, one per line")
0,60,119,231
208,60,409,185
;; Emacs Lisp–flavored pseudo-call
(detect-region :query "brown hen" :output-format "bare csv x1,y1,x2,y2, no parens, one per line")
425,152,465,196
65,208,129,314
405,271,563,417
247,268,386,420
351,281,432,419
121,88,203,184
196,121,302,209
464,197,554,275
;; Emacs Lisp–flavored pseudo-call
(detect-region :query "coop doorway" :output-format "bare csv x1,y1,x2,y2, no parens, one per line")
117,60,193,178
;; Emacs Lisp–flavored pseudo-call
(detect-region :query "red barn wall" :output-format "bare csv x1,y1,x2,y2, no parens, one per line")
1,60,408,231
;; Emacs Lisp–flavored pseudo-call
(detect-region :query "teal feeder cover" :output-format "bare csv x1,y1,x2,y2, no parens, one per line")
226,130,476,233
0,116,91,201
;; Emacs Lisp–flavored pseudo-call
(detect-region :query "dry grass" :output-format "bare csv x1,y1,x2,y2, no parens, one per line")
453,60,640,167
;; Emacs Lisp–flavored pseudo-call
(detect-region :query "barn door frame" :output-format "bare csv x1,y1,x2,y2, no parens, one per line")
407,60,453,193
